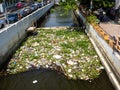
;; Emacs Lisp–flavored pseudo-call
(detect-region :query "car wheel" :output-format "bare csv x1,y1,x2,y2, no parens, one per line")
0,24,4,29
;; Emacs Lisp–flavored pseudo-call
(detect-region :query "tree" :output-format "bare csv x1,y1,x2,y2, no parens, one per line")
60,0,115,10
60,0,77,10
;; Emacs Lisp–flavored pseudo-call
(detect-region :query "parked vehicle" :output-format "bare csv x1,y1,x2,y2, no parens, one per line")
30,4,38,11
34,2,42,8
23,7,32,14
41,2,47,6
17,9,27,18
47,0,51,4
43,2,47,6
16,2,24,9
0,19,6,29
7,13,18,24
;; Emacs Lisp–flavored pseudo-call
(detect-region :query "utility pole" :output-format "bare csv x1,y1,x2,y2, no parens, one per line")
89,0,93,14
3,0,8,24
42,0,43,6
3,0,7,18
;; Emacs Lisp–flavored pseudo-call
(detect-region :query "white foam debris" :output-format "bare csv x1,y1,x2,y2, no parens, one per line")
32,80,38,84
53,55,62,59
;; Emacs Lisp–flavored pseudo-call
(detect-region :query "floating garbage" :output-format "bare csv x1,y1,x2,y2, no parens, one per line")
6,29,103,80
67,60,75,65
53,55,62,59
32,80,38,84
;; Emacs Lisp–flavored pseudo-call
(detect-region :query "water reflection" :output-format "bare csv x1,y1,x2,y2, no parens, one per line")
40,7,75,27
0,69,115,90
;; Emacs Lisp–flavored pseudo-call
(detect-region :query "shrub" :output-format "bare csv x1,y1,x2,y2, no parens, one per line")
87,15,100,25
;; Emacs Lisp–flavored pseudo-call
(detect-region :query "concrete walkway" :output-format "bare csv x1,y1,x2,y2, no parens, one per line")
99,23,120,37
99,15,120,59
99,15,120,37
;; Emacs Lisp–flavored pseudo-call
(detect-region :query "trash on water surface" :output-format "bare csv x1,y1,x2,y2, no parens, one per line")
32,80,38,84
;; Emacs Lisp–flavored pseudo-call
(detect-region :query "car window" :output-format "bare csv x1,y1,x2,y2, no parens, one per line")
8,14,17,17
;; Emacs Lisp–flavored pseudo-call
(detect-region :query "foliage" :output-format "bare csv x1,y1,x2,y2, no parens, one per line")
86,15,100,24
79,0,114,9
34,0,42,2
60,0,78,10
60,0,115,11
92,0,115,9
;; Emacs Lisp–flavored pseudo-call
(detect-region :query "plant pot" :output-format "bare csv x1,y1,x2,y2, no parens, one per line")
104,35,109,42
109,40,114,48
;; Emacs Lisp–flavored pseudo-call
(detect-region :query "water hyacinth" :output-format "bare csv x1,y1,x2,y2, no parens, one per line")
6,29,103,80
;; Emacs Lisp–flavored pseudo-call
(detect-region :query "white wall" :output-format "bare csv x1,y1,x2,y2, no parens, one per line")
0,2,54,67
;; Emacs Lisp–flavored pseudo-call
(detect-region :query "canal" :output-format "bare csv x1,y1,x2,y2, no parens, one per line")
0,7,115,90
40,7,76,27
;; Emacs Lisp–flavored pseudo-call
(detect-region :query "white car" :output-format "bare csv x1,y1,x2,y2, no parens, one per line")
0,19,6,29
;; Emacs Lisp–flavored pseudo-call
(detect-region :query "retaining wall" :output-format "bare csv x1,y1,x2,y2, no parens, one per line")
75,9,120,89
0,2,54,68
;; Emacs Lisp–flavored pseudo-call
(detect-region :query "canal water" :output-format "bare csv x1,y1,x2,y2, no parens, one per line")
40,7,76,27
0,7,115,90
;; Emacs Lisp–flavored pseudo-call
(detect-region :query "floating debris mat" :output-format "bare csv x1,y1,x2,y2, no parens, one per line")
6,29,104,80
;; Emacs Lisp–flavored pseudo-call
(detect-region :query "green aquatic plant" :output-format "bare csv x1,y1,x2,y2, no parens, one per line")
6,29,103,80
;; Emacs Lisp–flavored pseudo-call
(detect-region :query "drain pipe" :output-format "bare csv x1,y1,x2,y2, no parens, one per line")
89,36,120,90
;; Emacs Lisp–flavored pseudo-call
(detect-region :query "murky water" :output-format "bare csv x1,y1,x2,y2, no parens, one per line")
40,7,76,27
0,69,115,90
0,7,115,90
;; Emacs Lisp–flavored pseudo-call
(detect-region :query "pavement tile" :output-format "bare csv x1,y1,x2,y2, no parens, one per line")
99,23,120,37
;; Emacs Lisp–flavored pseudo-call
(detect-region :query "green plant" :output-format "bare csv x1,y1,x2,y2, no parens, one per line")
6,29,103,80
87,15,100,25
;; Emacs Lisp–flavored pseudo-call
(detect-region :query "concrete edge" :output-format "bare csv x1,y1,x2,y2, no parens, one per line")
88,33,120,90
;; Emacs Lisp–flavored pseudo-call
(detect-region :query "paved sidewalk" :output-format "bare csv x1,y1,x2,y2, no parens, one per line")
99,23,120,37
100,22,120,57
99,14,120,37
98,15,120,59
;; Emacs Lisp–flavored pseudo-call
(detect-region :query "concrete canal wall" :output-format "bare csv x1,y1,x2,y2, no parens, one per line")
75,9,120,90
0,2,54,68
